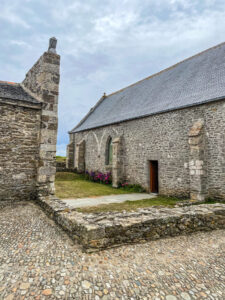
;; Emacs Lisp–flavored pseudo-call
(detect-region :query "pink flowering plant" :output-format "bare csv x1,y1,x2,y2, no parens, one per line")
85,170,112,185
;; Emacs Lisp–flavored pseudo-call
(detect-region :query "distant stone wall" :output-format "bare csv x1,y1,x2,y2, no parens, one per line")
56,161,66,171
66,134,75,169
0,101,41,201
70,100,225,200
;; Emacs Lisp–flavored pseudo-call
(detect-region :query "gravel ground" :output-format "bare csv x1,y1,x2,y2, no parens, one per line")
0,202,224,300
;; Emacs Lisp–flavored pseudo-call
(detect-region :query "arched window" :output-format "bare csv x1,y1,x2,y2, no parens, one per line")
106,137,113,165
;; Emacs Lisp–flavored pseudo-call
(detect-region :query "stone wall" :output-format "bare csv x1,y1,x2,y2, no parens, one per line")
66,134,75,169
0,38,60,202
22,48,60,198
70,100,225,200
0,101,41,201
56,161,66,172
37,196,225,252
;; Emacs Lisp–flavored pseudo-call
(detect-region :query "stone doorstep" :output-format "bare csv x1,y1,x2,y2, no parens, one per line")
36,196,225,252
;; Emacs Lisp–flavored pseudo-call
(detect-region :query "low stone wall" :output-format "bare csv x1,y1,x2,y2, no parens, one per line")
36,196,225,252
56,161,66,172
56,164,76,173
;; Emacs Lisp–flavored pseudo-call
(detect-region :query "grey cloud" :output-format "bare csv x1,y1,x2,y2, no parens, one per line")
0,0,225,155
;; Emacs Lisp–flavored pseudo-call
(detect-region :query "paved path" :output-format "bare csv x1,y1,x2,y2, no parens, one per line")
61,193,156,208
0,202,225,299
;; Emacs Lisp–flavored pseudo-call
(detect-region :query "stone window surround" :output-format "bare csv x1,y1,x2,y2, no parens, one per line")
105,136,113,166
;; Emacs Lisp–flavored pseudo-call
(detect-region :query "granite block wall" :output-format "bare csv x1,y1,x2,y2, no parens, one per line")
0,101,41,201
70,100,225,200
22,49,60,198
0,38,60,202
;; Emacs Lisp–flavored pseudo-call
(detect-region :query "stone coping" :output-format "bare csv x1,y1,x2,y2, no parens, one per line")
36,196,225,252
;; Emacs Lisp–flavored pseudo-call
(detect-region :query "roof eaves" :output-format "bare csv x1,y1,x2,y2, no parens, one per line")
0,97,42,109
0,81,40,104
73,95,225,133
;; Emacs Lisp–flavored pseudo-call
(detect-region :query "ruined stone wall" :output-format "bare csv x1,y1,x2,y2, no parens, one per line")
0,101,41,201
71,100,225,199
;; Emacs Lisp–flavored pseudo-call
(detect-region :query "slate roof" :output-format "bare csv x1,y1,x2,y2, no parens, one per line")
0,81,39,104
71,42,225,133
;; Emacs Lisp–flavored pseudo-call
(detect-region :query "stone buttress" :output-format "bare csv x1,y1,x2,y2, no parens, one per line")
188,119,206,201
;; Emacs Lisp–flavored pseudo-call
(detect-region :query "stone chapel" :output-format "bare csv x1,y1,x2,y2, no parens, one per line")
67,42,225,201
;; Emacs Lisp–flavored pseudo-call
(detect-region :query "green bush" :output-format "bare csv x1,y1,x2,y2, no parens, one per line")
119,182,146,193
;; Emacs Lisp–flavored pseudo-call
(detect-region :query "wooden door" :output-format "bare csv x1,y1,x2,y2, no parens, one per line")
150,161,158,193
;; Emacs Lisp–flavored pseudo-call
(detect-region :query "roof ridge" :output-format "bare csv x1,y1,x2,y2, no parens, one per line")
106,41,225,98
71,41,225,133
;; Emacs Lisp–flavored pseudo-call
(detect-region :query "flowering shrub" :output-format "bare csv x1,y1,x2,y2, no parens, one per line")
85,170,112,185
119,182,146,193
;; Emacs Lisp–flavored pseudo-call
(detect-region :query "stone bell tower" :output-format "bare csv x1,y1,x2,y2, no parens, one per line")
22,37,60,198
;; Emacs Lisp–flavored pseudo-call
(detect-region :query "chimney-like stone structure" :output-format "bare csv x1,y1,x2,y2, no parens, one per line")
22,37,60,198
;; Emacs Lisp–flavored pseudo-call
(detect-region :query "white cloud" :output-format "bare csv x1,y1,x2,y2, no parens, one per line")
10,40,30,47
0,2,30,28
0,0,225,156
56,143,67,156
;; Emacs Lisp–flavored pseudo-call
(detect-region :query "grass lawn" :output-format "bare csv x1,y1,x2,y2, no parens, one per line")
55,172,183,211
77,197,225,213
55,172,224,212
56,156,66,162
77,196,181,213
55,172,135,199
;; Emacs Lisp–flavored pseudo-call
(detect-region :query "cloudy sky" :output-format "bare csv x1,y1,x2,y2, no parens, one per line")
1,0,225,155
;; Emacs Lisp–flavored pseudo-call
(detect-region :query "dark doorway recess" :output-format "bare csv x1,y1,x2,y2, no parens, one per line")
149,160,159,193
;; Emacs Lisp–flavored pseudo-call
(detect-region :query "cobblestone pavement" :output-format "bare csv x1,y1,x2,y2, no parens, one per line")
0,202,224,300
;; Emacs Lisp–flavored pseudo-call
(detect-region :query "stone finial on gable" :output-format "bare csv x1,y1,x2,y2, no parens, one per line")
48,37,57,54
